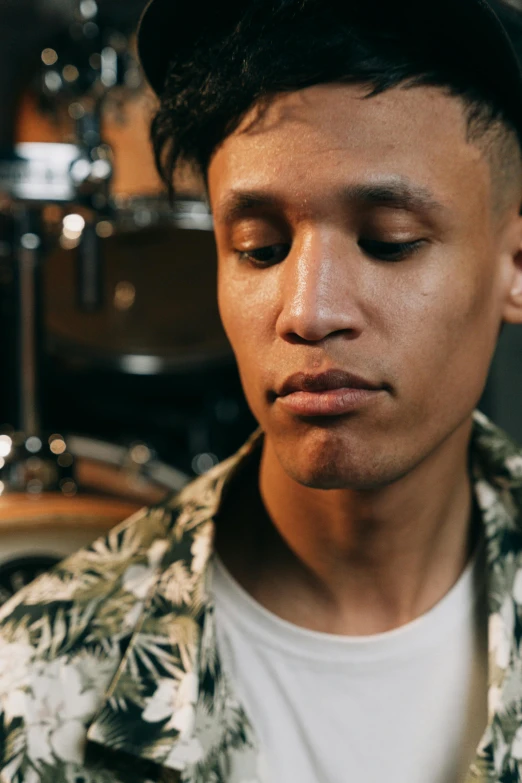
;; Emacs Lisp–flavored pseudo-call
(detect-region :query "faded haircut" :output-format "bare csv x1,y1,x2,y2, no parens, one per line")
150,0,522,210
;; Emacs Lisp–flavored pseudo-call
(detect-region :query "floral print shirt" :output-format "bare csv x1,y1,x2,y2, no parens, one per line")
1,412,522,782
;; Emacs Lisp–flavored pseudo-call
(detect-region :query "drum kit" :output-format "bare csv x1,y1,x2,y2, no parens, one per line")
0,0,253,603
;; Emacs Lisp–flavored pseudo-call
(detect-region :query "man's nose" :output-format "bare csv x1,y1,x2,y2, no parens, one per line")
275,231,364,343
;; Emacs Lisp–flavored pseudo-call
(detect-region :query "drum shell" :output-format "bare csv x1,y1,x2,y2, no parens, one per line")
16,87,231,374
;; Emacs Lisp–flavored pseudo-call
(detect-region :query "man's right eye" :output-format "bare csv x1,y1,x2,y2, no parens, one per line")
359,239,425,262
237,244,290,267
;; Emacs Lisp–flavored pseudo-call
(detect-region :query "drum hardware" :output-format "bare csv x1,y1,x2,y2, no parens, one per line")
16,210,44,439
0,4,150,510
0,0,142,438
0,431,75,496
38,0,144,105
43,209,233,376
0,1,252,609
0,429,188,500
0,0,224,605
111,196,214,232
0,137,114,438
0,142,111,205
0,428,188,606
12,4,225,381
67,434,188,498
43,357,256,478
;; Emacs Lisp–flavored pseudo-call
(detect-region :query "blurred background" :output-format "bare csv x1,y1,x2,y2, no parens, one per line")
0,0,519,601
0,0,255,600
483,0,522,442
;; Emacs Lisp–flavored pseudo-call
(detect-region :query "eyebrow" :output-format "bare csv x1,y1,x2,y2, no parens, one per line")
216,179,447,225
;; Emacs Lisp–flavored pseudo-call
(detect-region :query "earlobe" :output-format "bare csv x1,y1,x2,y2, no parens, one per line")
502,232,522,325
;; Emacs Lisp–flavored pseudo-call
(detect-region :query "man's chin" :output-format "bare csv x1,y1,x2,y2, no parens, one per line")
281,460,398,491
270,429,404,491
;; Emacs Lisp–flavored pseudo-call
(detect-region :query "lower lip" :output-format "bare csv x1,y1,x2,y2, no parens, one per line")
276,388,384,417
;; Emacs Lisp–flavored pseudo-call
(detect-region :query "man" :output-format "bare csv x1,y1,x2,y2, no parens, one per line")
2,0,522,781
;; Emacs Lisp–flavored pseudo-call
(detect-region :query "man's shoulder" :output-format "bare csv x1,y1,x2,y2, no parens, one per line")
0,489,201,782
0,433,261,783
0,500,173,781
0,426,259,636
0,502,172,633
472,412,522,528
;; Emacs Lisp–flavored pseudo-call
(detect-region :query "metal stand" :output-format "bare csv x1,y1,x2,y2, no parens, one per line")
0,138,113,437
15,208,44,436
0,0,133,490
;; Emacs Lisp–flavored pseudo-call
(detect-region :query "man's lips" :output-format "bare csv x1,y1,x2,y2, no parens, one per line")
274,370,386,417
277,370,383,397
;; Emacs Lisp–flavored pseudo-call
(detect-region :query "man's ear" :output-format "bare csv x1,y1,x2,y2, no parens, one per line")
502,212,522,325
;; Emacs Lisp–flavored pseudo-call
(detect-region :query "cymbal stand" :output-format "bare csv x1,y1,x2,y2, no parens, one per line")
0,137,113,491
0,0,130,492
15,208,44,438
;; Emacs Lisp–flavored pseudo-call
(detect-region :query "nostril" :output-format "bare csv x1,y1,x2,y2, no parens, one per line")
284,332,320,345
280,326,360,346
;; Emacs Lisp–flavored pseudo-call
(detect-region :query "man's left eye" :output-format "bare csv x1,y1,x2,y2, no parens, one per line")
359,239,424,261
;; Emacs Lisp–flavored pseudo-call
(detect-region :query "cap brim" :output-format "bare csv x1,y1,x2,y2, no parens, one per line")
137,0,522,139
137,0,244,96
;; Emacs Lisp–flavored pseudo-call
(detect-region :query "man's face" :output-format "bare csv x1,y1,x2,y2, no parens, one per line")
208,83,520,490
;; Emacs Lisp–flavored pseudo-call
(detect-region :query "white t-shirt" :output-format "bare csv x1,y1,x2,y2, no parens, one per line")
212,550,488,783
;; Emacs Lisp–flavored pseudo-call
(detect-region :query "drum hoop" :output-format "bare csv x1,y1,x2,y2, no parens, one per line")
67,434,189,493
47,341,236,376
110,195,213,232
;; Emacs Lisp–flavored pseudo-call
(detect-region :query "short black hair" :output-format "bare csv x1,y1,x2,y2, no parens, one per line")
150,0,521,200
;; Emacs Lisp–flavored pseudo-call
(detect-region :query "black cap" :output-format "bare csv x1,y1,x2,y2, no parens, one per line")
137,0,522,139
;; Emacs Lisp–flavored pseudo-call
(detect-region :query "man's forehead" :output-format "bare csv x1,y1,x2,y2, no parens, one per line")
209,83,490,219
231,82,471,145
211,83,482,176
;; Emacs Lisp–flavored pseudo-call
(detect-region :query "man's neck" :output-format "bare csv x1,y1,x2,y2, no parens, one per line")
216,418,477,636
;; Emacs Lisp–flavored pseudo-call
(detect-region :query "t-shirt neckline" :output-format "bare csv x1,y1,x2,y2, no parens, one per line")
211,543,486,665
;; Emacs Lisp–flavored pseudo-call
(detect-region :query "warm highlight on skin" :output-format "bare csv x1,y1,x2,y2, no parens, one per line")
209,84,522,634
211,84,522,490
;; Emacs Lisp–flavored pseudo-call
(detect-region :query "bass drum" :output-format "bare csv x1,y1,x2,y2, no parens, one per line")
0,436,188,606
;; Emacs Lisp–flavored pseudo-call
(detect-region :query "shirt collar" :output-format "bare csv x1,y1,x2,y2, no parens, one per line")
468,412,522,779
85,429,263,775
86,413,522,781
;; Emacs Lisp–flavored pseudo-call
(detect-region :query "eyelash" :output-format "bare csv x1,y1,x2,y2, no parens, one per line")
237,244,290,267
236,240,424,267
359,239,425,262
